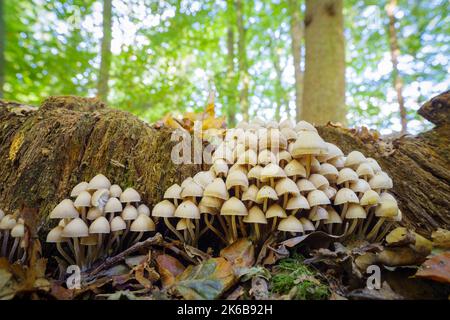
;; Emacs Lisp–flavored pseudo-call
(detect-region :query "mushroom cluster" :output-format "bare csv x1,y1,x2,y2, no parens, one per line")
153,119,401,246
0,209,27,263
46,174,154,269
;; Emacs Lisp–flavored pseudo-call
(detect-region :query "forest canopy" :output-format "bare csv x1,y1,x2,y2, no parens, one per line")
0,0,449,134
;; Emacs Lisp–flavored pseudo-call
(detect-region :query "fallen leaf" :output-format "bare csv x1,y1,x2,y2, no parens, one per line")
431,228,450,249
220,238,255,276
250,276,269,300
156,254,185,288
175,257,236,300
347,281,403,300
415,251,450,284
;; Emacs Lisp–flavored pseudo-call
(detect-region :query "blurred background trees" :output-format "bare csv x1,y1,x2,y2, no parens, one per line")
0,0,448,134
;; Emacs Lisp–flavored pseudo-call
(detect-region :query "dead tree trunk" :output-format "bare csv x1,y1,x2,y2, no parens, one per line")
0,92,448,240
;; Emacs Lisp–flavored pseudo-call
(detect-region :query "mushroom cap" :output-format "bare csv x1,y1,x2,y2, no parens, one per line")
265,204,287,218
104,197,123,213
295,120,317,133
229,163,248,175
258,129,287,150
243,206,267,224
137,204,151,216
280,127,297,141
110,216,126,232
344,151,366,168
212,159,229,177
0,215,16,230
70,181,89,198
212,144,234,164
256,185,278,202
181,180,204,199
323,186,337,200
121,204,139,221
11,223,25,238
176,218,195,231
200,196,224,208
369,172,393,190
62,218,89,238
309,206,329,221
91,188,110,208
175,200,201,219
291,131,327,157
324,207,342,224
152,200,176,218
236,121,249,129
278,215,303,233
87,174,111,191
299,217,315,232
247,165,263,181
81,235,98,246
203,178,229,200
226,170,249,190
130,214,155,232
309,174,330,190
261,163,286,182
238,132,258,150
356,163,374,178
319,163,339,182
164,184,182,200
275,177,299,196
193,170,216,189
350,179,371,193
297,179,316,192
375,193,399,217
258,149,278,166
337,168,359,185
286,195,310,210
50,199,79,219
237,149,258,166
220,197,248,216
360,190,380,206
120,188,141,203
46,226,65,243
345,204,367,219
318,142,344,162
199,203,218,215
109,184,123,198
87,207,104,220
329,156,345,169
74,191,92,208
388,209,402,222
242,185,261,203
279,119,295,130
89,216,111,234
366,158,382,173
277,150,292,164
334,188,359,205
299,156,321,172
232,144,247,162
307,190,331,207
58,219,66,227
284,159,306,178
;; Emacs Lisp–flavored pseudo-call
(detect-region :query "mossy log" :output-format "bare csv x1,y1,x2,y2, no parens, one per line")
0,93,449,240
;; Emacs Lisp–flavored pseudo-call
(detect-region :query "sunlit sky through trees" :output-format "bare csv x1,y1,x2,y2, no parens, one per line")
2,0,449,134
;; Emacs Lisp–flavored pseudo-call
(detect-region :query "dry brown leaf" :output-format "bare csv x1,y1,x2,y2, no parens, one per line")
156,254,185,288
415,251,450,284
431,228,450,249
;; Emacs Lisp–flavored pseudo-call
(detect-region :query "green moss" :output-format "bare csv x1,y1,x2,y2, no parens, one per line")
270,254,330,300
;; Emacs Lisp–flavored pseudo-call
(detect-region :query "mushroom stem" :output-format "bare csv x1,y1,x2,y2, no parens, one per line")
8,238,19,263
283,194,288,208
204,215,227,244
328,224,333,235
217,215,230,241
56,242,75,265
339,203,349,233
231,215,238,242
270,178,275,188
239,216,247,237
305,154,312,178
271,217,278,232
133,232,144,244
163,217,184,242
187,221,196,245
263,199,268,212
345,181,349,189
375,222,395,242
362,209,374,236
174,199,178,207
346,219,358,236
235,186,240,198
366,218,386,241
1,231,9,257
254,224,260,241
194,219,200,245
315,220,322,229
96,234,103,259
73,238,81,267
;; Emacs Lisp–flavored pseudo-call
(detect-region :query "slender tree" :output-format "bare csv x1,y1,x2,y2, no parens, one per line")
97,0,112,102
386,0,407,133
0,0,5,98
235,0,249,121
226,0,237,126
302,0,346,125
288,0,303,122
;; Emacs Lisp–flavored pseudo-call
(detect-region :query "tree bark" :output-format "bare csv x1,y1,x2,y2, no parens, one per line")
0,96,202,239
0,0,5,98
269,40,285,122
288,0,303,122
386,0,407,134
235,0,250,121
302,0,346,125
226,0,236,126
97,0,112,102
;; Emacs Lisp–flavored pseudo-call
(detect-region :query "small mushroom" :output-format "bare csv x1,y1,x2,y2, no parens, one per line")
137,204,150,216
109,184,123,198
256,185,278,212
89,216,111,260
291,131,327,177
284,159,306,181
297,178,316,194
87,174,112,191
278,215,303,236
120,187,141,204
74,191,92,221
324,207,342,234
243,206,267,241
175,200,200,245
337,168,359,188
50,199,79,223
70,182,89,198
8,223,24,262
309,174,329,191
241,185,261,208
275,177,299,207
62,218,89,267
261,163,286,187
164,183,182,207
366,193,399,241
299,217,315,233
0,215,16,257
91,188,110,209
308,206,329,229
130,214,155,243
344,204,367,236
152,200,183,242
226,170,249,198
265,203,287,232
104,197,123,222
46,226,75,265
286,195,310,215
344,151,366,169
220,197,248,243
247,165,263,187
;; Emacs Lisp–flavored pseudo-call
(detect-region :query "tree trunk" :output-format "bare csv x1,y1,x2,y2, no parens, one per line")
386,0,407,134
235,0,250,121
226,0,236,126
302,0,346,125
0,96,203,239
288,0,303,122
0,0,4,98
97,0,112,102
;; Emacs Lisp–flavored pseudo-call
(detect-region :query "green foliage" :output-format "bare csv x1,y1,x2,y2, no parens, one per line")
270,254,330,300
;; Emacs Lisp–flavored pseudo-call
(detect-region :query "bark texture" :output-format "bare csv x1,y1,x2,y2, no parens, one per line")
235,0,250,121
0,96,202,238
0,0,4,98
97,0,113,101
302,0,346,125
318,91,450,236
288,0,303,122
